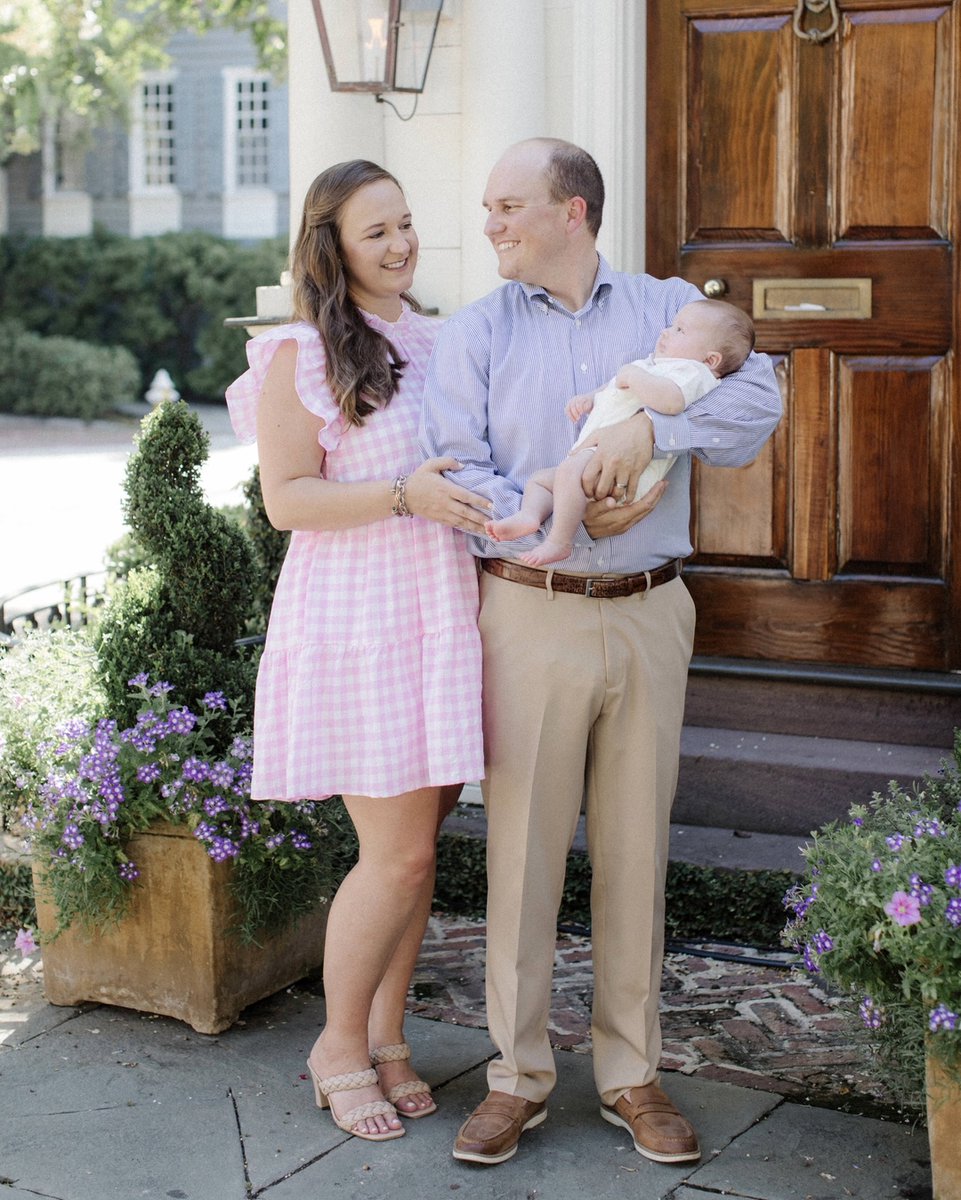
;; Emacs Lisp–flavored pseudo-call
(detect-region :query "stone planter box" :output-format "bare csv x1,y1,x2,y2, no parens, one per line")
926,1051,961,1200
33,821,328,1035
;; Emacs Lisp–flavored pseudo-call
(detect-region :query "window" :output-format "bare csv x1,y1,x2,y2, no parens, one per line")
141,78,175,187
233,76,269,188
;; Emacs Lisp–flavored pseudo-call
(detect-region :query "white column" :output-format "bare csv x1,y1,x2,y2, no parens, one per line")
286,2,385,245
459,0,548,303
571,0,645,273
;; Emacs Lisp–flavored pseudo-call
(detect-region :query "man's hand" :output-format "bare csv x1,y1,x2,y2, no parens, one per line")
578,411,655,501
583,479,667,539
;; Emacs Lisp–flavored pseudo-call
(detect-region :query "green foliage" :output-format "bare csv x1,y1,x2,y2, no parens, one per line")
0,230,287,406
0,0,285,161
93,400,258,732
239,464,290,634
0,860,35,930
21,677,328,942
783,732,961,1098
0,321,140,419
0,628,105,823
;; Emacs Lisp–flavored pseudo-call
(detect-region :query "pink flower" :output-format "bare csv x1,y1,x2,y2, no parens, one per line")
14,927,38,957
884,891,922,926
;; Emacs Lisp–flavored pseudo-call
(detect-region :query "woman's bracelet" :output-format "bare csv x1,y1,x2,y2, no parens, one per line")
391,475,413,518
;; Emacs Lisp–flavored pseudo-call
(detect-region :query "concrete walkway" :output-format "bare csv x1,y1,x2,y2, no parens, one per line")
0,926,933,1200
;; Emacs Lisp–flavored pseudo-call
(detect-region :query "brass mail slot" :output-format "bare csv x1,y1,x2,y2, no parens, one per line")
753,277,872,320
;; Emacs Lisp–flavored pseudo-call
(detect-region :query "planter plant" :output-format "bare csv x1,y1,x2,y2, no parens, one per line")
783,732,961,1199
3,664,331,1033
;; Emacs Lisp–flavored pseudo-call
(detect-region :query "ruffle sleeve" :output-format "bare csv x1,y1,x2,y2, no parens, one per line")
225,322,346,453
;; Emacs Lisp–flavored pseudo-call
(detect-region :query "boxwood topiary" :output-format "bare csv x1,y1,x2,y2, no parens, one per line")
94,400,258,733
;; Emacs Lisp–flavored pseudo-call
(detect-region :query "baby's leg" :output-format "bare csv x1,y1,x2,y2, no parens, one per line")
486,468,555,542
521,450,592,567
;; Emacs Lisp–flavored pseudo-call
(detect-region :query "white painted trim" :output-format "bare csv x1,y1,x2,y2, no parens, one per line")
129,69,179,197
571,0,645,272
221,67,272,195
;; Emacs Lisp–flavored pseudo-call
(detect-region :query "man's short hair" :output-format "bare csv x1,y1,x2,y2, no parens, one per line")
539,139,605,237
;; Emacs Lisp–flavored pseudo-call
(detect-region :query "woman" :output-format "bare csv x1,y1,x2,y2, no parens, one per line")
226,161,489,1142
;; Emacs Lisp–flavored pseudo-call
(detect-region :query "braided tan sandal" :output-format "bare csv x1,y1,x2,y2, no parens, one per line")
306,1062,405,1142
369,1042,437,1119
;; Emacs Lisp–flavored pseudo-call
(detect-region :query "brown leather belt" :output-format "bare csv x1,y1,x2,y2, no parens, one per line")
480,557,683,598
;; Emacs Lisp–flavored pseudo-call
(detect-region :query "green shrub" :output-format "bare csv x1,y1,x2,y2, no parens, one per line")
0,323,140,420
0,230,287,408
240,464,289,635
0,628,105,825
93,400,258,732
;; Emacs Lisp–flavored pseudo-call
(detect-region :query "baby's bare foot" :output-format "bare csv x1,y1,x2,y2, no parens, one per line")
486,514,541,542
520,540,572,567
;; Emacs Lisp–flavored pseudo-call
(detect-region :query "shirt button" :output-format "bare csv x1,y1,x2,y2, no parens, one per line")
580,363,588,372
575,319,581,328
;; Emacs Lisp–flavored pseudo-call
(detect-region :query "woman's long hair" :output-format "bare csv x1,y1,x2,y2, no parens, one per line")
290,160,422,426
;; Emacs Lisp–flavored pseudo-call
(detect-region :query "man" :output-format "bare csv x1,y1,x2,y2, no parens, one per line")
420,138,781,1166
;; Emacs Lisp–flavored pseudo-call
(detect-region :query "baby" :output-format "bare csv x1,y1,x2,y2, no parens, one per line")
486,298,756,567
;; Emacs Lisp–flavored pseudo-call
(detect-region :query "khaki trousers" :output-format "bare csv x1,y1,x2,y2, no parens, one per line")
478,570,695,1107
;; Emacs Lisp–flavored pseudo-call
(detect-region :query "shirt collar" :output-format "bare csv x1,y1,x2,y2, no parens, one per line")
519,254,614,316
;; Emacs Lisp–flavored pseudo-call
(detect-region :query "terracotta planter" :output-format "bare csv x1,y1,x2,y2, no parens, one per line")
33,821,328,1035
926,1050,961,1200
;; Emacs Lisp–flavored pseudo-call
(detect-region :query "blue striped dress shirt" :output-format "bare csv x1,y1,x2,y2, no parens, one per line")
420,256,782,575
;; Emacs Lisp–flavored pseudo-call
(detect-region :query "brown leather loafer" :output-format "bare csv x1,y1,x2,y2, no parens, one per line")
452,1090,548,1164
600,1082,700,1164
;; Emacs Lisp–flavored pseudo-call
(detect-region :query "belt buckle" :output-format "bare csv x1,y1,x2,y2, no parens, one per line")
583,577,599,597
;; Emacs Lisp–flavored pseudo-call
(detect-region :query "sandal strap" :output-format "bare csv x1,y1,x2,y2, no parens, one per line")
318,1067,379,1094
385,1078,432,1103
340,1099,398,1128
369,1042,411,1065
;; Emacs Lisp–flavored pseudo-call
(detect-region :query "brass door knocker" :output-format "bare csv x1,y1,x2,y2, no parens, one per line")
793,0,839,43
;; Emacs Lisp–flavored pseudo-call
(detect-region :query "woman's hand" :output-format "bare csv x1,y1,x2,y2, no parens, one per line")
578,411,655,502
583,479,667,539
405,457,493,534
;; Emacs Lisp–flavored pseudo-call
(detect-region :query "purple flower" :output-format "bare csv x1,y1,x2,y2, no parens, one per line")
127,672,149,687
858,996,883,1030
61,823,84,850
203,691,228,711
290,830,313,851
812,929,833,954
180,757,209,783
945,898,961,928
909,874,934,907
136,762,161,784
885,833,905,853
945,864,961,889
929,1003,958,1033
14,928,38,957
871,858,883,873
118,861,140,882
166,707,197,735
884,891,922,926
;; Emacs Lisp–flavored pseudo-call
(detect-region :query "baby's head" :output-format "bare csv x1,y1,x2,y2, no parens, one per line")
656,299,756,377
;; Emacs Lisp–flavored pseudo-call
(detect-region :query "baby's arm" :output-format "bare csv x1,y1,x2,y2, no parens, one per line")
566,391,596,422
615,363,685,415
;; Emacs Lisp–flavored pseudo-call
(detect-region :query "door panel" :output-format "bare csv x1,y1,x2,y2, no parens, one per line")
648,0,960,670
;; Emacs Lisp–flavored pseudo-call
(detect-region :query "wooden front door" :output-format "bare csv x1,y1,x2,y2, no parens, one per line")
647,0,960,671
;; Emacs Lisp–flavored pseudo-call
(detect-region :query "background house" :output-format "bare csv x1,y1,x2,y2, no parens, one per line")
2,21,288,241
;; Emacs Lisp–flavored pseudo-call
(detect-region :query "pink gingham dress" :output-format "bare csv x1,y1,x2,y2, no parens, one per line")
225,307,483,800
